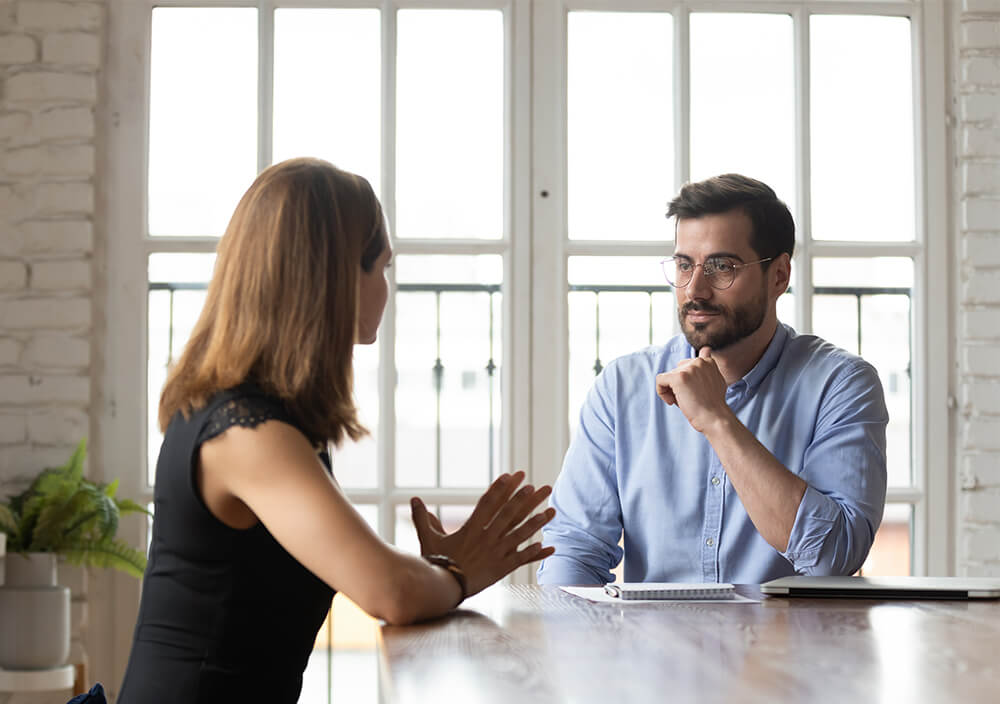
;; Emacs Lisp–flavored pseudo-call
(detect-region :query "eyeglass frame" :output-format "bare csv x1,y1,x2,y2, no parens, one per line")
660,255,773,290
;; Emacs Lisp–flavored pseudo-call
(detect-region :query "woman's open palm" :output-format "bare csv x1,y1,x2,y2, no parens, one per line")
410,471,555,597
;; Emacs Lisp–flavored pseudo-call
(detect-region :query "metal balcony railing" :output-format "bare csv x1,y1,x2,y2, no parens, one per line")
150,282,912,485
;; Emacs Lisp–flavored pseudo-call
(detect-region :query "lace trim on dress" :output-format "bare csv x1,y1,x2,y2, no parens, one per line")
197,396,291,446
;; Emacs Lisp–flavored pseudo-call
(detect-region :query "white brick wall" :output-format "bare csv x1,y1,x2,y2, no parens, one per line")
958,0,1000,578
0,1,102,701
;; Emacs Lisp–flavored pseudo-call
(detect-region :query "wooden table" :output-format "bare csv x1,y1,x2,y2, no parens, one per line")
377,584,1000,704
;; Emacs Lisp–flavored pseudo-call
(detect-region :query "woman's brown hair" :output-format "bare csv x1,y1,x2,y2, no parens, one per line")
158,157,386,446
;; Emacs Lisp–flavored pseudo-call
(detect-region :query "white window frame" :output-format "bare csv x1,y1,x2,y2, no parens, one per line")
101,0,534,687
528,0,952,579
99,0,951,688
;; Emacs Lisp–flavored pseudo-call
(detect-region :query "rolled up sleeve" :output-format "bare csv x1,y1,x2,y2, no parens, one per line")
781,361,888,575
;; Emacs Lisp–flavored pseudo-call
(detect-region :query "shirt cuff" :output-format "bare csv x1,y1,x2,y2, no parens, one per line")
780,485,842,569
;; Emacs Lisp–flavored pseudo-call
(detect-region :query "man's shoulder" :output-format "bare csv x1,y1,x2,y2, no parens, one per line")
779,327,880,383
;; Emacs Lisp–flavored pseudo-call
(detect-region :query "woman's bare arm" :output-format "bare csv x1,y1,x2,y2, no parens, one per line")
199,420,552,625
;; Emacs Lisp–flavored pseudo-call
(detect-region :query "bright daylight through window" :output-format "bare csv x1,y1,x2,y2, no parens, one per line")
131,2,931,701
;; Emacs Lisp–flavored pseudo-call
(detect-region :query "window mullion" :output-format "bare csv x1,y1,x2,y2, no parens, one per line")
258,0,275,171
379,0,399,544
793,6,812,334
673,3,690,191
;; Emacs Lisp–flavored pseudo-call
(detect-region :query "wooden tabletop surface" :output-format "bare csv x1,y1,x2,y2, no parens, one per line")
377,584,1000,704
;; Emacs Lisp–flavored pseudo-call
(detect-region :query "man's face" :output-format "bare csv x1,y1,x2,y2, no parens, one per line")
673,210,771,352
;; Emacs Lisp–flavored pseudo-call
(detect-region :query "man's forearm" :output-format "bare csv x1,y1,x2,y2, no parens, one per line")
702,411,807,552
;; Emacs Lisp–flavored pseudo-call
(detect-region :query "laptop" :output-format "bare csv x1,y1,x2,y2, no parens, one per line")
760,575,1000,600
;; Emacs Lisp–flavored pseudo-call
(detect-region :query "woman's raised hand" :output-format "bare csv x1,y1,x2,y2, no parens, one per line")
410,471,555,598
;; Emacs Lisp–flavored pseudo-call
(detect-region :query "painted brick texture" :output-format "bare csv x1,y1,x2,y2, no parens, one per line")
0,1,102,701
959,1,1000,578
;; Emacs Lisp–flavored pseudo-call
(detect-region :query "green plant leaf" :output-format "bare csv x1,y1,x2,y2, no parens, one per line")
0,503,19,543
30,488,96,551
115,499,152,517
3,438,147,577
63,438,87,482
62,538,147,578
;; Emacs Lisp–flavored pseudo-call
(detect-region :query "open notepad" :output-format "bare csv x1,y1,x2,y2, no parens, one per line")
603,582,736,601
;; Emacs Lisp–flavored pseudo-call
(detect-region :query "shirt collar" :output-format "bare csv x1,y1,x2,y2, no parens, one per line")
741,323,789,393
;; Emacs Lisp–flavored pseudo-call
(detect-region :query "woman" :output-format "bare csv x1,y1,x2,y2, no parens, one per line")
117,158,555,702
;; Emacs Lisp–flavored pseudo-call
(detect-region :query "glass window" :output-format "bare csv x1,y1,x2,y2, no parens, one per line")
394,255,503,488
273,9,381,193
568,12,673,241
148,8,258,237
813,258,913,487
567,256,676,430
395,10,503,239
690,13,795,215
859,503,912,576
146,253,215,484
810,16,914,242
332,343,379,489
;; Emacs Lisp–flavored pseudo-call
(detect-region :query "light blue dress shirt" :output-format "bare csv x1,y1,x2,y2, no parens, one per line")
537,323,888,586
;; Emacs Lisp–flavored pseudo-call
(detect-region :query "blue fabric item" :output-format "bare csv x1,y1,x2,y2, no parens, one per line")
66,683,106,704
537,323,888,586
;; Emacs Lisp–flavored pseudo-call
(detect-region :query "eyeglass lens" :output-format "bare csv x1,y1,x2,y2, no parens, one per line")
663,257,735,290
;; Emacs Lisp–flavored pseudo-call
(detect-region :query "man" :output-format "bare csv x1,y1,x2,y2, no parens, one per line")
538,174,888,586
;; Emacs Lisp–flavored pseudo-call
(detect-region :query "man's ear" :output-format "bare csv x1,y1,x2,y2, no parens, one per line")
772,252,792,295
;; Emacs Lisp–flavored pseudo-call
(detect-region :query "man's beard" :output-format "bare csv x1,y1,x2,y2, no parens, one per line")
678,286,767,351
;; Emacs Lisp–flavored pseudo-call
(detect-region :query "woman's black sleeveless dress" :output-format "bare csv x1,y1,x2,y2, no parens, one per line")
117,386,335,703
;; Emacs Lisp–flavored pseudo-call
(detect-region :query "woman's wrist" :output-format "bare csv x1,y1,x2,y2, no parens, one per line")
423,553,467,606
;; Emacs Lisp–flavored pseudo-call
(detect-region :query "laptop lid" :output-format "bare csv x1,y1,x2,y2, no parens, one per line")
760,575,1000,599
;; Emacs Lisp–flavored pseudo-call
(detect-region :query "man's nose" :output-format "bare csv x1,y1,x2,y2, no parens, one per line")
686,265,714,299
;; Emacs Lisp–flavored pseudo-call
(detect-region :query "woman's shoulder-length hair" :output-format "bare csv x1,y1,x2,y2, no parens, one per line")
158,157,386,446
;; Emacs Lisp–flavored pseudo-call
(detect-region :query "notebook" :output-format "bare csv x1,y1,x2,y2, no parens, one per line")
760,575,1000,600
603,582,735,601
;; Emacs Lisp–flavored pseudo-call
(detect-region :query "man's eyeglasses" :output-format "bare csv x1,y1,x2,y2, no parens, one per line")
661,256,772,290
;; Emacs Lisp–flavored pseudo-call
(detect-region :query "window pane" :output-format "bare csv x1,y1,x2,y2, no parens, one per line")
147,254,214,484
690,13,795,217
395,256,502,488
859,504,911,576
811,16,914,241
568,257,676,431
777,290,795,328
568,12,673,240
149,8,257,237
332,343,379,489
813,258,912,487
273,9,381,193
396,10,503,238
394,504,473,553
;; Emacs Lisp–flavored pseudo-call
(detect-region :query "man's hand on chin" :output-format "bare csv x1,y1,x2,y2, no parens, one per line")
654,346,733,434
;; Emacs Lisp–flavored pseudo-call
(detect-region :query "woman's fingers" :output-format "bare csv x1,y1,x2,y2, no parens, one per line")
410,497,439,548
485,484,552,540
500,507,556,552
504,542,555,572
465,471,523,533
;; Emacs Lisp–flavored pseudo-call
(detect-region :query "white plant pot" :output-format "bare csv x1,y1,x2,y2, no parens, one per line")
0,552,71,670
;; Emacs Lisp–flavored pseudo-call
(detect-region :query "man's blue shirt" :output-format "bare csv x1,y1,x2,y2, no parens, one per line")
537,323,888,586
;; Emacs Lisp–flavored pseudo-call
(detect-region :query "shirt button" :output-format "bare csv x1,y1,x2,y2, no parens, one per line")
711,476,721,486
706,537,715,547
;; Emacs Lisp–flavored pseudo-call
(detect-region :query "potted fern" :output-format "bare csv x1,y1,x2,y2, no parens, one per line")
0,438,149,670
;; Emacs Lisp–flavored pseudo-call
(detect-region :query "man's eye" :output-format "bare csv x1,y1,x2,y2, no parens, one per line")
676,260,694,272
707,259,735,274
